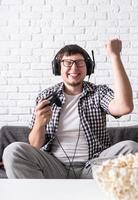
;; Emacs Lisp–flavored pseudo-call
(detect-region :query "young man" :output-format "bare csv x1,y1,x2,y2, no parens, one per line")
3,39,138,178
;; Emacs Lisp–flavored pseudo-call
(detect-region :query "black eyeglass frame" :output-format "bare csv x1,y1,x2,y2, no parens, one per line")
60,59,86,68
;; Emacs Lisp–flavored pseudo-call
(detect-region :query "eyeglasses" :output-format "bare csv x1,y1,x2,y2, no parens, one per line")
61,59,86,68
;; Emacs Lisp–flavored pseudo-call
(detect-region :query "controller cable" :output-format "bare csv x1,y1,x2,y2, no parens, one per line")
55,121,85,179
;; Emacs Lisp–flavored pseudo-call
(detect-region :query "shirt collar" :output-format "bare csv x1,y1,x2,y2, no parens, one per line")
55,81,94,97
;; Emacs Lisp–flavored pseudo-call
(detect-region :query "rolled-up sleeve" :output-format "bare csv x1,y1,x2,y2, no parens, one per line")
99,85,114,114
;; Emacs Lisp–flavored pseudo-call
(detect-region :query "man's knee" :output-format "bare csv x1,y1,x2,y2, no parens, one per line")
119,140,138,153
100,140,138,157
3,142,29,165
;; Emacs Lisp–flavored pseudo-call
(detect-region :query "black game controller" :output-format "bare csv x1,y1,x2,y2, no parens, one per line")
47,92,62,107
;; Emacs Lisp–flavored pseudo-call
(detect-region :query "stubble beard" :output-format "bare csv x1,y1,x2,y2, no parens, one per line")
65,79,83,88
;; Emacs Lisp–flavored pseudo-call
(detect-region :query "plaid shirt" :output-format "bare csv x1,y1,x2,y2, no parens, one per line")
29,81,114,161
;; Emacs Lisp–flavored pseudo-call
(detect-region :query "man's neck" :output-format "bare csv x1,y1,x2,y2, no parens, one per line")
63,84,83,95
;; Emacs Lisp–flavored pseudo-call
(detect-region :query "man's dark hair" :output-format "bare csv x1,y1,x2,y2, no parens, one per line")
56,44,89,61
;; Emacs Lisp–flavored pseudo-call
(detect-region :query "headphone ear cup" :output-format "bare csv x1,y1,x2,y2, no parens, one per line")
86,58,95,76
52,58,61,75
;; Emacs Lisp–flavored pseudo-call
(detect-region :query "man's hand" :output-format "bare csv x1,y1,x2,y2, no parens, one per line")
105,39,122,57
29,100,52,148
35,100,52,128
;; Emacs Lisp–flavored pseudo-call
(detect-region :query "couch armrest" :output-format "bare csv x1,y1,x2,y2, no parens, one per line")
107,125,138,145
0,125,30,160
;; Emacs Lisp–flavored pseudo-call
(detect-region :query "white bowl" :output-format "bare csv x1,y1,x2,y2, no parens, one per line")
91,154,138,200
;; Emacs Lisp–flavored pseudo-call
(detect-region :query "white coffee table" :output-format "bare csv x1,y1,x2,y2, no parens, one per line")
0,179,108,200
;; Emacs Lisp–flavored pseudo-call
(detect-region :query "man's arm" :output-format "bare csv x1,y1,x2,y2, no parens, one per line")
29,100,52,149
106,39,133,116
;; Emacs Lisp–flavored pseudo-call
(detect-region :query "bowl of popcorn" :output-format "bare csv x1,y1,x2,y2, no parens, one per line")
91,153,138,200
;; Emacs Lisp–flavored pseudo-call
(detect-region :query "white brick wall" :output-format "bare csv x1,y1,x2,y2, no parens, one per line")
0,0,138,127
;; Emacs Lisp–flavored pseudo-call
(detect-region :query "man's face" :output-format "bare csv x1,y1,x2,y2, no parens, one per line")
60,53,87,88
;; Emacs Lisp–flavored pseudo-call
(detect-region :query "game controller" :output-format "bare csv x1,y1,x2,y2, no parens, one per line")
47,92,62,107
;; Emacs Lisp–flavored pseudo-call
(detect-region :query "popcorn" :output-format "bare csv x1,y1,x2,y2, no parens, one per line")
94,153,138,200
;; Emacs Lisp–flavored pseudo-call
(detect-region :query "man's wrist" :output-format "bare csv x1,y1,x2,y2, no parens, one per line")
34,121,45,131
110,53,121,60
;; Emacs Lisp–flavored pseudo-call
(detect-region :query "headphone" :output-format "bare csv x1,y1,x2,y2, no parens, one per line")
52,50,95,76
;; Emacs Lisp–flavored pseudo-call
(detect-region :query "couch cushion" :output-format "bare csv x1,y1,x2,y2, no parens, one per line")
0,126,30,161
0,126,30,178
107,125,138,145
0,168,7,178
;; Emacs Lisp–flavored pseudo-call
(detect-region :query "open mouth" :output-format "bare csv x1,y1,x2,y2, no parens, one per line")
68,73,80,79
